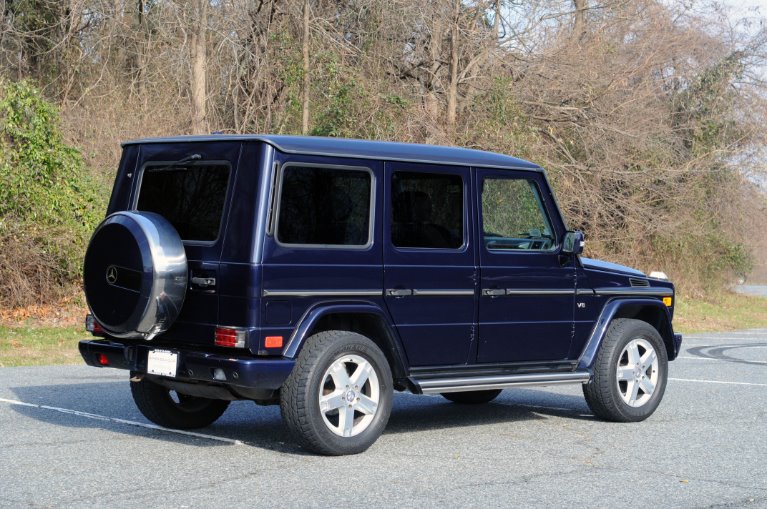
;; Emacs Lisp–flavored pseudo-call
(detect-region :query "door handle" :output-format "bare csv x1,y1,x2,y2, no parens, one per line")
191,276,216,288
482,288,506,297
387,289,413,297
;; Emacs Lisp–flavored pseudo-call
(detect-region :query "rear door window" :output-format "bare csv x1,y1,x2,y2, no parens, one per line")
136,163,231,242
391,172,464,249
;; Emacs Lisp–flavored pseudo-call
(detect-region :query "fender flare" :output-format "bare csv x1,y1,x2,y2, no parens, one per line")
282,301,409,378
577,298,678,370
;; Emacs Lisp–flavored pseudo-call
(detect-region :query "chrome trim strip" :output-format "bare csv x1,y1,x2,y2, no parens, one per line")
416,372,591,394
262,289,383,297
412,289,475,296
505,289,575,295
576,288,595,295
594,287,673,297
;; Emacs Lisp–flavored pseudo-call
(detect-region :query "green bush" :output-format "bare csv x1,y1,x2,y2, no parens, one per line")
0,80,105,307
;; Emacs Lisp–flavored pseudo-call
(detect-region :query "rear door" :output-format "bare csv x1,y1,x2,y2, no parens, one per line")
475,169,576,363
383,163,476,367
132,142,242,345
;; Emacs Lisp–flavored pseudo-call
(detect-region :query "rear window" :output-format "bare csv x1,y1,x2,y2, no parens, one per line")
136,163,230,242
276,165,372,247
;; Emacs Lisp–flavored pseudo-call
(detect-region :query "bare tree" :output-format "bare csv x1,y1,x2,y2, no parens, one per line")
189,0,209,134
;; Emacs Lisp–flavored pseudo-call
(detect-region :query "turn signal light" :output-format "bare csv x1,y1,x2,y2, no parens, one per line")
663,297,673,307
265,336,284,348
215,327,247,348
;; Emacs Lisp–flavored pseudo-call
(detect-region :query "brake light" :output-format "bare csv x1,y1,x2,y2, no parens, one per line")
85,314,106,336
215,327,247,348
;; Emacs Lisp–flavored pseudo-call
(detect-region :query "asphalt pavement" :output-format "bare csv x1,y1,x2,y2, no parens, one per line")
1,329,766,508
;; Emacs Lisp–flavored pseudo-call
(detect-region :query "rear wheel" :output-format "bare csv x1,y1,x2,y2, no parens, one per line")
130,374,230,429
441,390,502,404
583,319,668,422
280,330,393,455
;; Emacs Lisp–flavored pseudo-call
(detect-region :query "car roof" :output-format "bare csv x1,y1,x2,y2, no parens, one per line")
122,135,542,171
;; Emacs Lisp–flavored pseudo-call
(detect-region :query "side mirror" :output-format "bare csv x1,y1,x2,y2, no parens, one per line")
562,231,584,255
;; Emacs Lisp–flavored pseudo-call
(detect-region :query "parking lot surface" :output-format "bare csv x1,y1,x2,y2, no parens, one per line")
1,329,766,508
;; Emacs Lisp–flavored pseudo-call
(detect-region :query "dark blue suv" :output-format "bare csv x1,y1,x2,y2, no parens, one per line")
80,135,682,455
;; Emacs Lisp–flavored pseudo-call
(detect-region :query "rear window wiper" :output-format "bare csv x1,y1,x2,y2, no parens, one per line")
146,153,203,172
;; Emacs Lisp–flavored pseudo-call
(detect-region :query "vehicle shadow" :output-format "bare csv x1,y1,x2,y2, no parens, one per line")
8,381,593,454
386,389,593,434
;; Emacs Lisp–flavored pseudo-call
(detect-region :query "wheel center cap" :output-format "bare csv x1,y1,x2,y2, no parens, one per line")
344,390,357,403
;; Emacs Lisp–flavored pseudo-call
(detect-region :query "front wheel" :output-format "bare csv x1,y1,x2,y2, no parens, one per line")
130,374,230,429
583,319,668,422
280,330,393,455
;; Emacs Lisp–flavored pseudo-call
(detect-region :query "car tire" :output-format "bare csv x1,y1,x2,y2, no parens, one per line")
441,390,502,404
130,374,230,429
280,330,393,456
583,318,668,422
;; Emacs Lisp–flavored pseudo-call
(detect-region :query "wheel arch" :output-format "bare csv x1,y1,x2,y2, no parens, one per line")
282,303,410,384
578,298,676,370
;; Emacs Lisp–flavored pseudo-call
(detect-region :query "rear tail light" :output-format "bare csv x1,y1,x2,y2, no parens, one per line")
85,314,106,336
215,327,247,348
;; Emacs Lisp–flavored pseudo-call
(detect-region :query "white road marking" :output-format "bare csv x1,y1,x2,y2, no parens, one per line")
682,337,767,342
0,397,244,445
678,356,767,364
669,378,767,387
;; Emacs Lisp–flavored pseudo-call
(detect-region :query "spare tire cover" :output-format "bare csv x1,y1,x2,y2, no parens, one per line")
83,211,187,339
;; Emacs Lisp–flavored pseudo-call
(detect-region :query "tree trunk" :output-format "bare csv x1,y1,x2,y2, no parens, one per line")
190,0,209,134
424,16,442,120
446,0,460,132
302,0,310,135
573,0,587,43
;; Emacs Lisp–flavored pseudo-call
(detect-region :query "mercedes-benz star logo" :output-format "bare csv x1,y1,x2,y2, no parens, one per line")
106,265,118,285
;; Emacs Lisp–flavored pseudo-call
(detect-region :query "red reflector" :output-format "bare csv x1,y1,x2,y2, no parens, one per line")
92,322,105,335
265,336,283,348
97,353,109,366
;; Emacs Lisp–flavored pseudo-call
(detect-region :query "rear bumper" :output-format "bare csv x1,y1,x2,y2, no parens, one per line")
79,339,294,390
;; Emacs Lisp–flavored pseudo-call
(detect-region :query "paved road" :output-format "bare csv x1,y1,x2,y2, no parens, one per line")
1,329,766,508
735,284,767,298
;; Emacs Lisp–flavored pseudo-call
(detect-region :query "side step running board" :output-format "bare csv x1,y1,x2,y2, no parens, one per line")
411,371,592,394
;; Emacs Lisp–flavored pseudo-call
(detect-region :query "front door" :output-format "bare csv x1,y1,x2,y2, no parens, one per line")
383,163,476,367
475,169,576,363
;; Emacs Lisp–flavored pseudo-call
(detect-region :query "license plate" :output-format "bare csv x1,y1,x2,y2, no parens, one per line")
147,349,178,377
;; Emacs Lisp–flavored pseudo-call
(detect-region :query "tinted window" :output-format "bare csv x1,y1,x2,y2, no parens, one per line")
277,166,372,246
137,163,230,242
482,178,554,251
391,172,463,249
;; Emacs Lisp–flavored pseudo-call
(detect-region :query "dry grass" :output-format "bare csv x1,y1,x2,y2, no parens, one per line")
0,325,84,367
674,292,767,334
